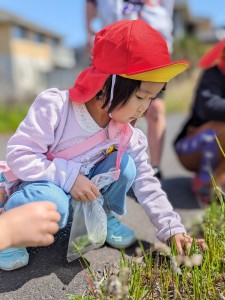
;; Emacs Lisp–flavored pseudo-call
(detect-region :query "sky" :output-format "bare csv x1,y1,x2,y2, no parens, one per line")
0,0,224,48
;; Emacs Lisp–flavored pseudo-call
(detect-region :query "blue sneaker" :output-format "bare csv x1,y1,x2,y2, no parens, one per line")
0,248,29,271
106,213,136,249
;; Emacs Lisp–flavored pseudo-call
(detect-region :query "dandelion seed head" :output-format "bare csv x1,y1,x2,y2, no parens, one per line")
123,285,129,294
171,262,182,274
191,254,203,266
176,255,184,266
154,242,171,255
106,275,122,298
135,247,143,257
170,256,182,274
120,267,130,284
183,256,193,268
93,281,103,297
134,257,143,264
171,256,177,265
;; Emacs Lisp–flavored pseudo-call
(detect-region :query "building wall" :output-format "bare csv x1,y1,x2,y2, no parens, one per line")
0,24,11,54
0,17,76,102
0,55,14,101
10,39,52,62
10,39,53,99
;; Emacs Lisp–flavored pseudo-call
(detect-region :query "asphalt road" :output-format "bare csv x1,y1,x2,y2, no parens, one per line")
0,113,203,299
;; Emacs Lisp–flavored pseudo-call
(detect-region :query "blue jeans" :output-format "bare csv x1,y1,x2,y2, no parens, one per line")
4,152,136,229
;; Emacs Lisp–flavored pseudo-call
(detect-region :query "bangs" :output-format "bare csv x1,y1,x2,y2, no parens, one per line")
102,75,141,113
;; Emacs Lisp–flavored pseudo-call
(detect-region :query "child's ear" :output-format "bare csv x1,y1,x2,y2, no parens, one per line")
96,90,104,100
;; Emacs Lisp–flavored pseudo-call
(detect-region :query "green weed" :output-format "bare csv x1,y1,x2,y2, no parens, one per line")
0,103,30,133
68,197,225,299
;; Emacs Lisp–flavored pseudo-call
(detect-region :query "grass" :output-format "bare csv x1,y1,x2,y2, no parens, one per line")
68,194,225,300
0,102,30,133
165,69,201,114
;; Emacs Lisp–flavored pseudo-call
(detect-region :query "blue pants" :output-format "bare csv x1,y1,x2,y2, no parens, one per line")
175,129,218,182
4,152,136,229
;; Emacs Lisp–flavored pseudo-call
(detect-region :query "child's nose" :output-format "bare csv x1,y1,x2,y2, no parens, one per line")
137,103,148,115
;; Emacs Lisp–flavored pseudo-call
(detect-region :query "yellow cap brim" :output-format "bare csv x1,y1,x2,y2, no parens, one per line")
120,63,189,82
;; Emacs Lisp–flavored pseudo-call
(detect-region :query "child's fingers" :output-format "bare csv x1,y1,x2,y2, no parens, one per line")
196,238,208,251
86,190,100,201
47,221,59,234
48,210,61,222
91,185,100,197
176,242,185,255
182,234,192,254
40,201,57,210
81,194,90,202
40,234,55,247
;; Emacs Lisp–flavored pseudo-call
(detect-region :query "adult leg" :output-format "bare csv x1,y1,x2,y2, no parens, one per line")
145,98,166,179
175,121,225,204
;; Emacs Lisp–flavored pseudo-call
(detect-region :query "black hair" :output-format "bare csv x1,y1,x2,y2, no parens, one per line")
96,75,167,113
101,75,141,113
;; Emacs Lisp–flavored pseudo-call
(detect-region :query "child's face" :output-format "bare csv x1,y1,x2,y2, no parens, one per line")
111,81,165,124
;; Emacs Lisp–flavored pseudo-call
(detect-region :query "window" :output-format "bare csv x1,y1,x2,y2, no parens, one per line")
46,37,59,47
11,25,27,39
33,32,45,43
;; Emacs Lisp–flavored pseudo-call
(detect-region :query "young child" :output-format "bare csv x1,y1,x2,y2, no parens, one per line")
0,20,206,271
86,0,175,179
174,42,225,206
0,202,60,251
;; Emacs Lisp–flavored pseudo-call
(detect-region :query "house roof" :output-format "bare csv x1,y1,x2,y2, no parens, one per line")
0,9,62,40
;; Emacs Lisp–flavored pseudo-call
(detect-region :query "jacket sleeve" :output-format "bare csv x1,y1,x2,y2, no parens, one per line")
194,69,225,121
6,89,81,193
126,128,186,242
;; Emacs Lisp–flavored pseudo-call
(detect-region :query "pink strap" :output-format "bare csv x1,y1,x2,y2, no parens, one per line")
3,169,18,183
46,129,107,160
116,124,133,171
3,124,132,183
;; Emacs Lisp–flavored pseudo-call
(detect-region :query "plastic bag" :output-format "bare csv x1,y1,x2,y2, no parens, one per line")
67,169,119,262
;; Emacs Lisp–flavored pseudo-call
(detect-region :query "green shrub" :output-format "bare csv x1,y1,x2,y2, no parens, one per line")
0,103,30,133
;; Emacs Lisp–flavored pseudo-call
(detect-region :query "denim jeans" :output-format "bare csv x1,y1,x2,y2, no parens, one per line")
4,152,136,229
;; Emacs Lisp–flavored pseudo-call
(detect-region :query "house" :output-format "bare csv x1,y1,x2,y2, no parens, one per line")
174,0,224,43
0,9,76,102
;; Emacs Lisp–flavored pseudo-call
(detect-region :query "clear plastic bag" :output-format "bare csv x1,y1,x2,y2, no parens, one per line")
67,169,119,262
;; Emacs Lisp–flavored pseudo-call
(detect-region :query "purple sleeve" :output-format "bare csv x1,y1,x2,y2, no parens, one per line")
126,128,186,241
6,89,81,193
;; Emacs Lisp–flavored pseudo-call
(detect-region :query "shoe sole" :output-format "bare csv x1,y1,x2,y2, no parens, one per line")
106,236,137,249
0,260,29,271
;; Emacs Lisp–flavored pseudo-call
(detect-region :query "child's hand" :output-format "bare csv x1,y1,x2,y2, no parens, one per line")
171,233,207,255
1,202,61,249
70,174,100,202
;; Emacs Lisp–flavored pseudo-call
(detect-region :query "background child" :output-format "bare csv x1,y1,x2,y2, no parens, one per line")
0,202,60,251
174,41,225,206
0,20,206,271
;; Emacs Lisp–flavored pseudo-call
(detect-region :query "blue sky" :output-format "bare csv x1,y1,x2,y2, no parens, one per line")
0,0,224,48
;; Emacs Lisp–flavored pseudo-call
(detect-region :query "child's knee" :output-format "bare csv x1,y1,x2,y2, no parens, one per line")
5,181,70,227
120,154,136,182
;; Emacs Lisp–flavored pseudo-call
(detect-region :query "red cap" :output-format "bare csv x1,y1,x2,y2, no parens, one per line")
69,20,189,103
199,38,225,69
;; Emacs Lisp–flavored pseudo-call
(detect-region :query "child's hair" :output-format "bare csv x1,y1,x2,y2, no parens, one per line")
100,75,141,113
98,75,167,113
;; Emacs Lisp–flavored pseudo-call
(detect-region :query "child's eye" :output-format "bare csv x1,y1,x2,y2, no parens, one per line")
136,95,143,100
136,95,156,103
